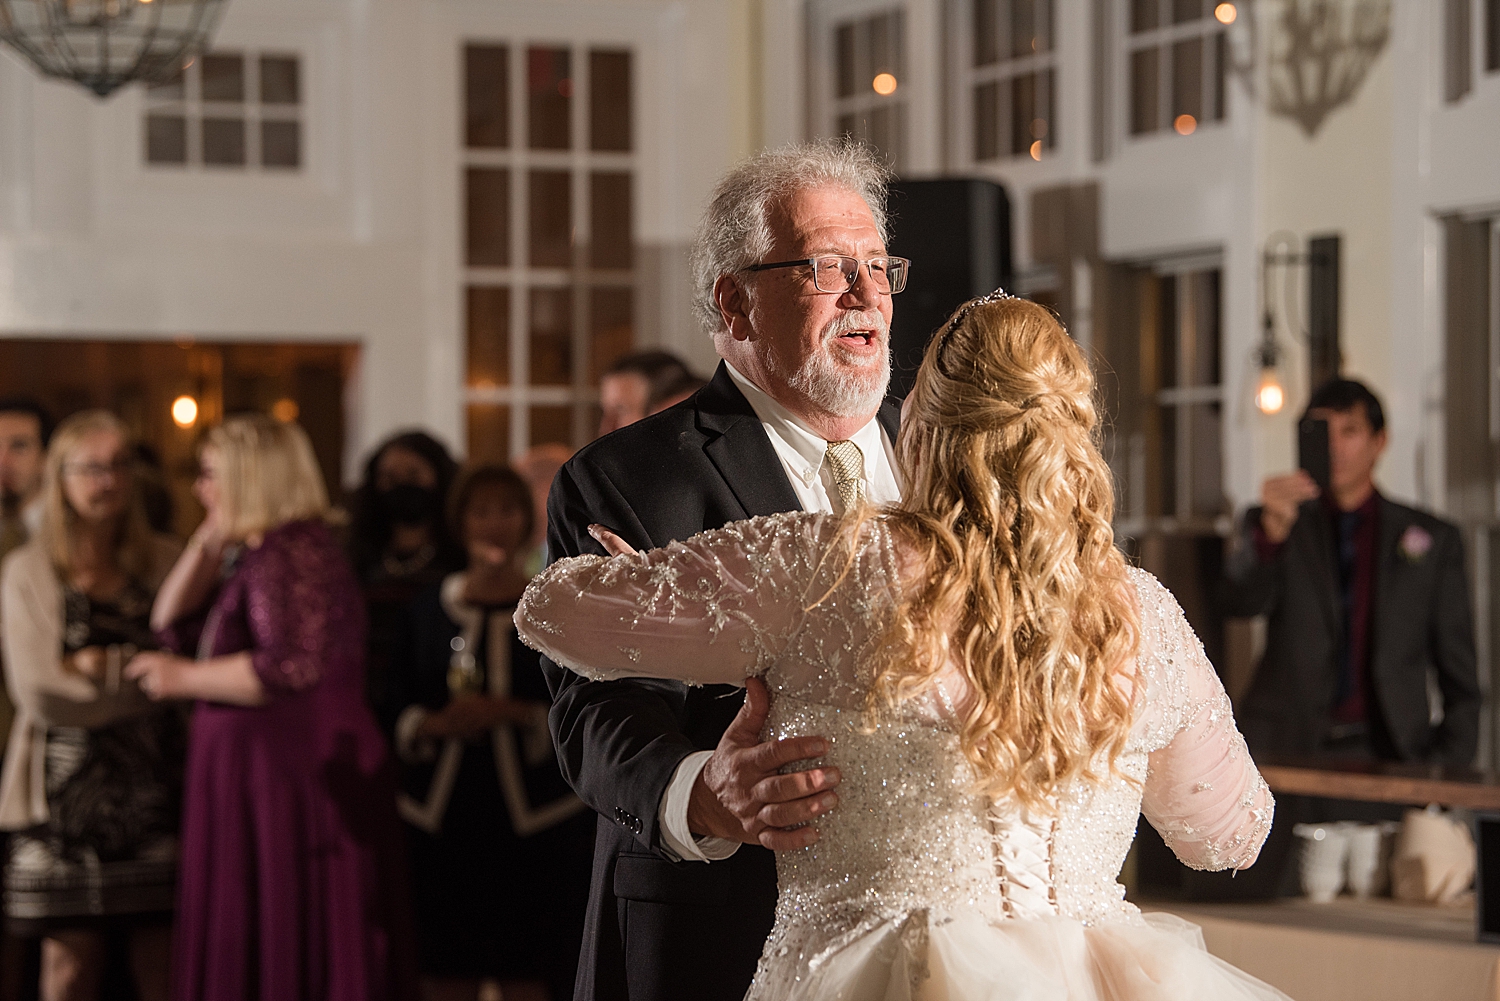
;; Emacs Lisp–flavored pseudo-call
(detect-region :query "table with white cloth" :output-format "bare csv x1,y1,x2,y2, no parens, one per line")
1146,896,1499,1001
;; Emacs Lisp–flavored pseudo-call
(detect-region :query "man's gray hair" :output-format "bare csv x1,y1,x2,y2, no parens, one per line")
690,139,893,335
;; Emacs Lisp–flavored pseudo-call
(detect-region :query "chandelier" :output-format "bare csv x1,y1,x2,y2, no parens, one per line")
1231,0,1392,137
0,0,228,98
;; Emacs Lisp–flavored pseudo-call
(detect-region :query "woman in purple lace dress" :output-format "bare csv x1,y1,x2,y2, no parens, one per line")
126,416,415,1001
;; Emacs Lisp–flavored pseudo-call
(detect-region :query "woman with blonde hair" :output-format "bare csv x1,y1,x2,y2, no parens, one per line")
127,415,415,1001
0,409,183,1001
516,293,1290,1000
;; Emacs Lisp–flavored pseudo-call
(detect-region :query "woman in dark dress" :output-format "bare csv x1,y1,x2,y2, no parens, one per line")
348,432,464,725
390,465,591,1001
0,410,183,1001
126,415,415,1001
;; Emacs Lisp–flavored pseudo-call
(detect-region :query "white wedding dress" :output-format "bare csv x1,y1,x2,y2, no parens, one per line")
518,512,1290,1001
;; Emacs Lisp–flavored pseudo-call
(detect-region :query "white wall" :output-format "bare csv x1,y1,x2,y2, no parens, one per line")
0,0,758,483
957,0,1263,511
1253,35,1399,497
3,0,1498,504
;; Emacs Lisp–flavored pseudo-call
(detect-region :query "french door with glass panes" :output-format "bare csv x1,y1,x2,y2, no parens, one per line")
967,0,1058,164
462,43,635,461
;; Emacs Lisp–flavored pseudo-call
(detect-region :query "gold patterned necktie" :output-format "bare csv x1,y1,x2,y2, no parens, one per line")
824,439,865,513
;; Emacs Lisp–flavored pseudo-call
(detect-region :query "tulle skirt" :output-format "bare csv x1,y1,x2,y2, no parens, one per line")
752,908,1292,1001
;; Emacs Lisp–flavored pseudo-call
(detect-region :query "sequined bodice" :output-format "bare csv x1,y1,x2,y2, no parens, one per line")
518,512,1273,999
761,659,1157,964
766,698,1006,930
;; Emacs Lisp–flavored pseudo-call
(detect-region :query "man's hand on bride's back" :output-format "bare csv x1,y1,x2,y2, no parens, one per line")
686,676,841,850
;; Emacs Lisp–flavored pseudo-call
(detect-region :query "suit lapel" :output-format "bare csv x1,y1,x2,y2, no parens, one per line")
876,397,901,442
693,365,906,517
1371,495,1406,662
696,362,804,517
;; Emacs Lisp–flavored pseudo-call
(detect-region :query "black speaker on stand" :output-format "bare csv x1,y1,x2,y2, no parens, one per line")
885,179,1013,400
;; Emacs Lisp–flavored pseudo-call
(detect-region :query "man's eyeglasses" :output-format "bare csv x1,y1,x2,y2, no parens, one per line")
743,255,910,295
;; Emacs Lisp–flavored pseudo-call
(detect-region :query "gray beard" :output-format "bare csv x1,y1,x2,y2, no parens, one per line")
773,312,892,419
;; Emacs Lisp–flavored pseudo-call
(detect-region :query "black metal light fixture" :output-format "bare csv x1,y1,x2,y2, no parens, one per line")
1254,315,1287,415
0,0,228,98
1255,235,1301,417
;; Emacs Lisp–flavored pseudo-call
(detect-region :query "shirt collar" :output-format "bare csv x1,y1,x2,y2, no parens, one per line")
724,361,883,475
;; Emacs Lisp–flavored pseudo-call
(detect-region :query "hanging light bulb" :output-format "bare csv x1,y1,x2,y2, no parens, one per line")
1255,369,1285,415
1253,320,1286,415
171,394,199,428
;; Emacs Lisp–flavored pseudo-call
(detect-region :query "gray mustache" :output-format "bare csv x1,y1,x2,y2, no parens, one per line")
822,312,890,342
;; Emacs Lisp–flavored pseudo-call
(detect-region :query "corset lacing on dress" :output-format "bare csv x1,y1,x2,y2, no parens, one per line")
990,807,1057,921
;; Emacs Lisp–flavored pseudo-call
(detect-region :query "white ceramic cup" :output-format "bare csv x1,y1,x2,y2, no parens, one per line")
1294,823,1349,902
1344,823,1384,899
1373,820,1401,896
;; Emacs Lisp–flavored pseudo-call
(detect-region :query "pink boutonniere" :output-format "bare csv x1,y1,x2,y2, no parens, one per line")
1399,525,1433,563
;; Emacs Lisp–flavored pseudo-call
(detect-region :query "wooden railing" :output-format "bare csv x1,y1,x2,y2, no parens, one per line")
1257,757,1500,811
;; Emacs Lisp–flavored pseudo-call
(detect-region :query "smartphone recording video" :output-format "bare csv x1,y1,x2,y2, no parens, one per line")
1298,416,1331,493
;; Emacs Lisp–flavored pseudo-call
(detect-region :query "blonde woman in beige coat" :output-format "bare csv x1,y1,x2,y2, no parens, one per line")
0,411,182,1001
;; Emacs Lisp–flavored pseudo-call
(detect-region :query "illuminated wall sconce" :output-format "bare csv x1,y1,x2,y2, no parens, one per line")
871,72,897,96
1254,326,1286,415
171,395,199,428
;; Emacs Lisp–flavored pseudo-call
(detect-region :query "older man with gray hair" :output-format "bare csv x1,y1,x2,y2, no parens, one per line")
540,140,907,1001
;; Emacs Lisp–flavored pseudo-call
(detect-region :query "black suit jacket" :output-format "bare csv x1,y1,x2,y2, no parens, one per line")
541,362,901,1001
1227,494,1480,765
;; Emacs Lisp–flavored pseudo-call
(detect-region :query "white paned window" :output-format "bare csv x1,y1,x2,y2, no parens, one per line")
462,43,636,460
830,8,906,169
970,0,1056,162
1126,0,1229,138
1113,264,1225,536
1446,0,1500,103
144,52,302,169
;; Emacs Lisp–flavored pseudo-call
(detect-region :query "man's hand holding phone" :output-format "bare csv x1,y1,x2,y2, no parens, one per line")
1257,414,1331,545
1260,471,1320,544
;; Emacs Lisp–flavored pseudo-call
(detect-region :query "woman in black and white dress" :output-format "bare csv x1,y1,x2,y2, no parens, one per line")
0,410,183,1001
390,464,592,1001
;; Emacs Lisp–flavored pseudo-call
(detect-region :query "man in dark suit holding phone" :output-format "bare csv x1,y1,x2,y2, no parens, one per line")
1215,378,1480,895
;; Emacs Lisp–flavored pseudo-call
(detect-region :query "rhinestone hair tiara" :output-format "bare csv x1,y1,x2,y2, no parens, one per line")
935,286,1016,345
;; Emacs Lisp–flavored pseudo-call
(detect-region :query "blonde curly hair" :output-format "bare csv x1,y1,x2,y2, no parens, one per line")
868,295,1139,810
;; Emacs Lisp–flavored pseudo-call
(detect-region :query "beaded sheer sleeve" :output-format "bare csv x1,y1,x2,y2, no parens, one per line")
1131,569,1275,871
517,511,841,688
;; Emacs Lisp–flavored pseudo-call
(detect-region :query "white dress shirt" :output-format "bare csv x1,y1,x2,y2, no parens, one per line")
657,361,902,862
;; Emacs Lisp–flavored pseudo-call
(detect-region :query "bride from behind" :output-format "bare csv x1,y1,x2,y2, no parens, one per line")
517,293,1289,1001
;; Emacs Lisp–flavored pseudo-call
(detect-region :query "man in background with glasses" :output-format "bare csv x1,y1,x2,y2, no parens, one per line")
0,399,51,739
539,140,907,1001
0,399,49,567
